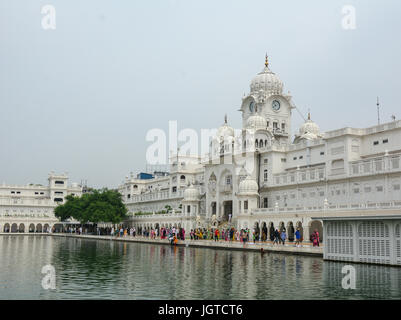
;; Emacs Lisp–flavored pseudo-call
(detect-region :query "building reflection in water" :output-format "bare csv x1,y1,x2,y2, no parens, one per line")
1,236,401,299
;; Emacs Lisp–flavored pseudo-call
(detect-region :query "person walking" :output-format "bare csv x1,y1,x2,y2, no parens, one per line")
295,228,301,247
281,229,287,245
273,229,280,245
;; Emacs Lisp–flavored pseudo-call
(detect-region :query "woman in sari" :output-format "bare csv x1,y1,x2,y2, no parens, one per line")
313,230,320,247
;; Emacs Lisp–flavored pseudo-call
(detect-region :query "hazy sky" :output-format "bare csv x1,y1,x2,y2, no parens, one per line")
1,0,401,188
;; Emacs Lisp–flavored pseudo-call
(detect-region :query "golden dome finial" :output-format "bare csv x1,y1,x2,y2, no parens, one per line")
265,54,269,68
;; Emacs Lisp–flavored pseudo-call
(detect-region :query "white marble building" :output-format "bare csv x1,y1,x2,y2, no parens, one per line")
122,56,401,242
0,172,82,233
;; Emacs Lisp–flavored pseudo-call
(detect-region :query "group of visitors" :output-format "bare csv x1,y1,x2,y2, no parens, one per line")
66,224,320,247
189,228,252,243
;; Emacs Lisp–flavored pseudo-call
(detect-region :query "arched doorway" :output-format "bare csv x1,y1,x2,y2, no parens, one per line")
310,220,323,243
3,223,10,233
44,224,50,233
18,223,25,233
11,223,18,233
262,222,268,241
269,222,275,241
223,201,233,222
287,222,295,242
29,223,35,233
36,224,43,233
279,221,286,232
254,222,260,241
296,221,303,239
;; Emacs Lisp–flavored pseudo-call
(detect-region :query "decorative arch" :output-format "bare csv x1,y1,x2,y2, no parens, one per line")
309,220,323,242
287,221,295,241
3,223,10,233
18,223,25,233
11,223,18,233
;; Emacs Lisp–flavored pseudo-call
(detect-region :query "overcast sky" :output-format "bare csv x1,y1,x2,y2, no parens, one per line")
1,0,401,188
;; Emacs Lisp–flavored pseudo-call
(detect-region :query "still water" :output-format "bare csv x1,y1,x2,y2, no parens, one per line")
0,235,400,300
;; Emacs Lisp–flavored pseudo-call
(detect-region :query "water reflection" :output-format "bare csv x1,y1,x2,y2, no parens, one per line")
0,236,400,300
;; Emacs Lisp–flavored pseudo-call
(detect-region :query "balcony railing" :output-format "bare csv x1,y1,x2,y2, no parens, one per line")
252,200,401,215
349,154,400,177
128,190,184,204
271,168,325,187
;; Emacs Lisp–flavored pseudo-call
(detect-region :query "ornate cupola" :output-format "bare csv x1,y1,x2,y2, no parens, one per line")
250,55,284,95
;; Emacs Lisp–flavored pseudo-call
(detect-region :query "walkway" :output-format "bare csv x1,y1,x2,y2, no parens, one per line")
50,234,323,257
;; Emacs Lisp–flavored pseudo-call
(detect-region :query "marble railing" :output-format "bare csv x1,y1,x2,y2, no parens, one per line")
271,167,325,187
128,190,185,203
349,154,401,177
0,197,55,207
252,200,401,215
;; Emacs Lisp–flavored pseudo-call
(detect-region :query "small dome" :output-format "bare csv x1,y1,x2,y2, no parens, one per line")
217,114,234,138
250,57,283,95
246,114,267,130
238,176,259,195
299,113,320,135
217,123,234,138
295,113,322,142
183,185,200,201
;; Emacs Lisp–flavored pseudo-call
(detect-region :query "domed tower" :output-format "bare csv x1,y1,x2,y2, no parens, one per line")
182,184,201,217
293,112,323,144
240,55,295,145
237,176,259,215
210,114,235,157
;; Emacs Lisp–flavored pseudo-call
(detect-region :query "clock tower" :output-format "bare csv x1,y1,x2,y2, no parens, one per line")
240,55,295,145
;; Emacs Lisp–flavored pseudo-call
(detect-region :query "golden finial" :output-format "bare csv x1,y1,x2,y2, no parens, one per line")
265,54,269,68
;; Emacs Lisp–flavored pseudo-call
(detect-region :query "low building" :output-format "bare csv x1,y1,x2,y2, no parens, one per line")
0,172,82,233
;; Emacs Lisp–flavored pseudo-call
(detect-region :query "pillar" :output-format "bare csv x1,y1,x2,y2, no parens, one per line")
303,225,310,243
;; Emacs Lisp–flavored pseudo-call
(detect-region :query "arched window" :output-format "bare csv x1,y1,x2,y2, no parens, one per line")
255,140,258,148
259,139,263,147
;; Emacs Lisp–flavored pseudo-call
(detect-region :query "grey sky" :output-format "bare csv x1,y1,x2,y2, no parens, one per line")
1,0,401,188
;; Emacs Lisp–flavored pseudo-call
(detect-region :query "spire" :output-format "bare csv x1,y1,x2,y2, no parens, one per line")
265,54,269,68
307,112,311,120
224,114,227,124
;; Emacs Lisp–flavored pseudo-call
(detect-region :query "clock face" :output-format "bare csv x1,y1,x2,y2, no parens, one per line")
272,100,281,111
249,101,255,113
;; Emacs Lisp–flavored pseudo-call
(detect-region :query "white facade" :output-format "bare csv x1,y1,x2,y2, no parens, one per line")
122,57,401,240
0,172,82,233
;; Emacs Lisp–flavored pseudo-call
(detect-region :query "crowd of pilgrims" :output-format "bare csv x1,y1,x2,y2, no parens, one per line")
105,225,321,247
